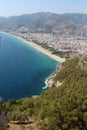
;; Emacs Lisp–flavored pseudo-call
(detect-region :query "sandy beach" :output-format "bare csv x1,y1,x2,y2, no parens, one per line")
2,32,65,63
15,35,65,63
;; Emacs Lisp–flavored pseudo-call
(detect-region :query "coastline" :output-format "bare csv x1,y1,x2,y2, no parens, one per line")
2,32,65,63
42,64,62,89
2,32,65,89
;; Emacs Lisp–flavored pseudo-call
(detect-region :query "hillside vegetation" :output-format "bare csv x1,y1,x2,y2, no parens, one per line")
1,57,87,130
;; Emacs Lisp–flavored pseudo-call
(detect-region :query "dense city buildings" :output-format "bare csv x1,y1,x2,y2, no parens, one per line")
10,31,87,58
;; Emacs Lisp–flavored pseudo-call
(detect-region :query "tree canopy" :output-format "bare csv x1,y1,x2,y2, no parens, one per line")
1,57,87,130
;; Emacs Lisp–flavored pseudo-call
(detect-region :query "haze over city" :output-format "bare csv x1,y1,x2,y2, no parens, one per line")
0,0,87,16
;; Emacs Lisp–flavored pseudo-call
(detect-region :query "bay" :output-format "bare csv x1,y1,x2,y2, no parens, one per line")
0,33,59,101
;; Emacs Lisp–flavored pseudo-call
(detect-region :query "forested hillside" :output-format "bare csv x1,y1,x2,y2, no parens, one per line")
1,57,87,130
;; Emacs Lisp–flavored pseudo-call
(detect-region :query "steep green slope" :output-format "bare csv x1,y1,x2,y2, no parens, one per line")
1,57,87,130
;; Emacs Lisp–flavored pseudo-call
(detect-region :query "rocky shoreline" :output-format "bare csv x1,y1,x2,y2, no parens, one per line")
42,64,63,89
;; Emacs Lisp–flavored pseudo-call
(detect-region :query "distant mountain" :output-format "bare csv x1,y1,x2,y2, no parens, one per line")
0,12,87,33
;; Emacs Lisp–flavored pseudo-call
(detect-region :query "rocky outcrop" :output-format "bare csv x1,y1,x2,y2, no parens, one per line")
78,57,87,71
0,112,7,130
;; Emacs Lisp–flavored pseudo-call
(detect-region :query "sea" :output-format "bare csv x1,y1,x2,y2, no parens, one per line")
0,32,59,101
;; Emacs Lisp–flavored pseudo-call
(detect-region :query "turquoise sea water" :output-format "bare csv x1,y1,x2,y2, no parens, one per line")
0,33,59,101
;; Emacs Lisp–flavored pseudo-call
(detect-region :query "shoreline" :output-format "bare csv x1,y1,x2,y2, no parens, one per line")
42,64,61,89
2,32,65,89
2,32,65,63
7,32,65,88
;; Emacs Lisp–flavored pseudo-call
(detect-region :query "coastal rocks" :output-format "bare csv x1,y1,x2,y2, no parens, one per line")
43,64,63,88
45,75,62,88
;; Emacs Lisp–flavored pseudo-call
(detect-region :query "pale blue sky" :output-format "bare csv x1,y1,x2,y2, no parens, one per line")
0,0,87,16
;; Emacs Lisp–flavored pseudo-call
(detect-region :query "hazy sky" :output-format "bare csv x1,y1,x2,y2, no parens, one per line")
0,0,87,16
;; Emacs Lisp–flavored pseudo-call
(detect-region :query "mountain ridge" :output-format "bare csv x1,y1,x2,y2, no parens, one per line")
0,12,87,33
